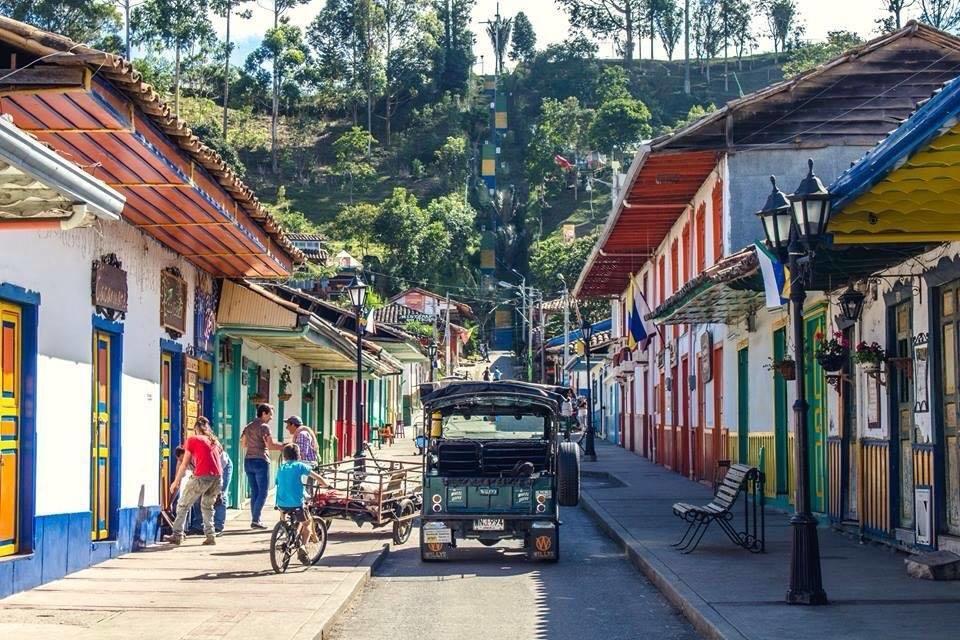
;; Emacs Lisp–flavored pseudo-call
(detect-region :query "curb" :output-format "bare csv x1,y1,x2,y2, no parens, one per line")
580,491,748,640
314,543,390,640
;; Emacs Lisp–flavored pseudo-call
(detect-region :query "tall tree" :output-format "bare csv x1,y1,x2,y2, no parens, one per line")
656,0,683,60
555,0,644,63
878,0,915,31
210,0,253,139
379,0,434,146
0,1,122,48
310,0,367,124
719,0,751,88
683,0,691,93
433,0,475,96
589,97,652,155
759,0,802,62
245,22,312,172
509,11,537,62
919,0,960,30
266,0,310,174
693,0,722,82
728,0,754,69
485,13,512,75
132,0,214,118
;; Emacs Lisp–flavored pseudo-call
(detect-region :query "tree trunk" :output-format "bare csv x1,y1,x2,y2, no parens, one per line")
174,45,181,119
683,0,690,94
222,0,232,139
624,7,634,62
124,0,131,60
271,7,279,175
385,96,392,147
723,10,728,92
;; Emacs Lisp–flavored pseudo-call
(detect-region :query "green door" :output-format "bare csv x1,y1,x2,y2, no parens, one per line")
773,327,789,499
804,311,827,513
737,346,749,463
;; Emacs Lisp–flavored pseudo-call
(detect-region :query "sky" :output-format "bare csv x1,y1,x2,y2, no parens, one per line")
214,0,912,67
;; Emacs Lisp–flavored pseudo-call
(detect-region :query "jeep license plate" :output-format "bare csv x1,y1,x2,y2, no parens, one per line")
473,518,504,531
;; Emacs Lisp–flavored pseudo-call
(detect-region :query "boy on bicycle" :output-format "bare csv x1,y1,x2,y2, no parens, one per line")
275,443,327,561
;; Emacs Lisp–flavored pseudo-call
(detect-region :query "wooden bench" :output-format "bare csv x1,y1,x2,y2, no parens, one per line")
671,463,765,554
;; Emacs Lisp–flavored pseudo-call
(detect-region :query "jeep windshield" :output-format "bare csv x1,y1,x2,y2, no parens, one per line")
442,412,546,440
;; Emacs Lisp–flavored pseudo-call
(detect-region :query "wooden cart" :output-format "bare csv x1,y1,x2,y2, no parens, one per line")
309,456,423,545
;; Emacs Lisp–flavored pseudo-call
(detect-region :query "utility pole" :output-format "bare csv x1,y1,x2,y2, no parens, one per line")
538,295,545,383
444,292,452,375
562,285,570,386
222,0,232,139
527,287,535,382
122,0,132,60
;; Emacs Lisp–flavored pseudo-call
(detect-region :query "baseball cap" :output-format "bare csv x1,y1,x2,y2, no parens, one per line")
285,415,303,427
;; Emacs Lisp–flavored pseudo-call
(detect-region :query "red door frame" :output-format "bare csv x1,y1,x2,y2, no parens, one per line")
713,346,724,470
681,356,690,477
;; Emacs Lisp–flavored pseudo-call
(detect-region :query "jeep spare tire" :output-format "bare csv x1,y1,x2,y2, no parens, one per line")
557,441,580,507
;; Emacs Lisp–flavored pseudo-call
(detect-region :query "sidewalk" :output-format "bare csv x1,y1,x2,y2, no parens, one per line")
0,442,421,640
581,442,960,640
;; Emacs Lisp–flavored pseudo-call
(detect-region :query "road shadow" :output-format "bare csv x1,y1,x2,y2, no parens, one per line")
180,569,278,581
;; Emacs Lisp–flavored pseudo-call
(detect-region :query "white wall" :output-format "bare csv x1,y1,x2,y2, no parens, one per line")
0,221,202,515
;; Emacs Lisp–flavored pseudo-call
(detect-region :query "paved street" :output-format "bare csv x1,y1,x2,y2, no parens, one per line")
327,499,698,640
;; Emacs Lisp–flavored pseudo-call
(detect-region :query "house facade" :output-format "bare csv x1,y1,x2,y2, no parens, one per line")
574,23,960,514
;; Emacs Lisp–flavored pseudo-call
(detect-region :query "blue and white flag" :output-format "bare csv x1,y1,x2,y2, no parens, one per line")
628,276,658,350
755,242,790,309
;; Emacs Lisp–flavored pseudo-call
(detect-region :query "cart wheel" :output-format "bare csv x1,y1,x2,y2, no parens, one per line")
269,521,293,574
393,499,415,545
301,518,329,566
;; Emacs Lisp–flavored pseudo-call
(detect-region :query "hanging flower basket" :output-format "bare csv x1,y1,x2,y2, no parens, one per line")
249,393,267,404
303,392,315,403
816,352,848,373
776,359,797,381
278,392,292,402
854,341,886,375
814,331,849,373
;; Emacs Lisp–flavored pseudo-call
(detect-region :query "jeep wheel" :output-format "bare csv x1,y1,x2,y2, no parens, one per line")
557,441,580,506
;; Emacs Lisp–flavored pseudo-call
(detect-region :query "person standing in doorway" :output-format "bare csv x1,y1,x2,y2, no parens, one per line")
169,418,223,546
241,403,280,529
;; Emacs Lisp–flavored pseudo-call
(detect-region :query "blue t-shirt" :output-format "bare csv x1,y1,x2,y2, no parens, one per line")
275,461,313,508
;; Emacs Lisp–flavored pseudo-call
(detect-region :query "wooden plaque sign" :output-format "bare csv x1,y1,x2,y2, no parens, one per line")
160,269,187,336
92,254,128,319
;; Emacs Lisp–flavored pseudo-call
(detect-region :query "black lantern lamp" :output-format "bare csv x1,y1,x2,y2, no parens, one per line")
789,159,832,244
581,320,594,344
756,176,794,258
838,283,866,323
427,341,438,382
347,274,368,310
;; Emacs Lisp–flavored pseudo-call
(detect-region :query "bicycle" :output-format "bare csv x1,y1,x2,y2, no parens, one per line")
269,507,328,574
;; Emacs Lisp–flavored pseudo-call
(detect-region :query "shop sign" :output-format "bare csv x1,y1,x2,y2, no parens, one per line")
700,331,713,382
161,268,187,337
92,253,128,320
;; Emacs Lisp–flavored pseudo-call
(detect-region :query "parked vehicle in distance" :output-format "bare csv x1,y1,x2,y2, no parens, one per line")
417,380,580,562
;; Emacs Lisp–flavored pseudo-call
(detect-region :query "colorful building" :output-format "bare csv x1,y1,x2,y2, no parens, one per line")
0,17,298,595
574,22,960,511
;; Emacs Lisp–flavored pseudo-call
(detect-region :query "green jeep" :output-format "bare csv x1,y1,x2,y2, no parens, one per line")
418,380,580,562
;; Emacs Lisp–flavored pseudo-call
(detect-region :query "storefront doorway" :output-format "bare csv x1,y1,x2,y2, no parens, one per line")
0,302,21,556
92,324,121,541
804,309,827,514
939,279,960,536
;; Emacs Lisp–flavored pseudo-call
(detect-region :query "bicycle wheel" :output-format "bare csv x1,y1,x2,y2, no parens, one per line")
300,518,328,566
270,521,293,574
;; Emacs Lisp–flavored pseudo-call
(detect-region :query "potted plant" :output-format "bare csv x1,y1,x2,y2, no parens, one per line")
763,356,797,380
278,365,293,401
249,393,266,404
854,341,886,374
814,330,849,372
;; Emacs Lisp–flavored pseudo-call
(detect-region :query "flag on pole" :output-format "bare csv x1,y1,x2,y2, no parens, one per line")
365,307,376,334
755,242,790,309
628,275,657,350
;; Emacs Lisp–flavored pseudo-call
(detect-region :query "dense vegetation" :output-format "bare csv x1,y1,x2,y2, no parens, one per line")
3,0,951,317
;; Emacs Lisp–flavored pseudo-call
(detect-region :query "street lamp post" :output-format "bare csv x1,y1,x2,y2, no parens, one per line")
347,275,368,461
428,342,438,382
581,320,597,462
756,160,830,606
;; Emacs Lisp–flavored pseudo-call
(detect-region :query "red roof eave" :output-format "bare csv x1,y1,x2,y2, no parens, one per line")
574,148,719,298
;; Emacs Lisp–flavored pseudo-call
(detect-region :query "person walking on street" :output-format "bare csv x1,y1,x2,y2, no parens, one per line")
187,417,232,535
577,397,588,432
493,367,502,381
482,368,491,381
241,403,280,529
169,417,223,546
560,390,575,436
